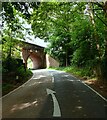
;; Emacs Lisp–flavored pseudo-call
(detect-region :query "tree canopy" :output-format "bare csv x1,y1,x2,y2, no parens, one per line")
2,2,107,81
31,2,107,80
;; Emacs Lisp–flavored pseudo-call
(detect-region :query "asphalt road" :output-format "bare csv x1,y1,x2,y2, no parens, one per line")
1,69,107,119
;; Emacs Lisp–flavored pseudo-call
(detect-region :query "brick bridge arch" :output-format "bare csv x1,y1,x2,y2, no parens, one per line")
20,40,59,69
21,45,46,69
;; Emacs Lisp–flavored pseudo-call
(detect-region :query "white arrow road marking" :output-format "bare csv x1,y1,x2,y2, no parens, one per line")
46,88,61,117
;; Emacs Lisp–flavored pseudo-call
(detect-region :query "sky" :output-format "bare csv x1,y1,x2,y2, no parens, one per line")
2,11,49,48
22,21,49,48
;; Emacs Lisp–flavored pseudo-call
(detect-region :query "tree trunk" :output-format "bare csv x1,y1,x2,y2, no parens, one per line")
91,1,107,81
88,3,102,80
65,51,68,67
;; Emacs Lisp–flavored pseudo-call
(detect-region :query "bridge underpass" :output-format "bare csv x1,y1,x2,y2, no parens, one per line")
20,40,59,70
21,43,46,69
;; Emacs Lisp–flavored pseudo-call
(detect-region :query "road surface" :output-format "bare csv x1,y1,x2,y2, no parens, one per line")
1,69,107,119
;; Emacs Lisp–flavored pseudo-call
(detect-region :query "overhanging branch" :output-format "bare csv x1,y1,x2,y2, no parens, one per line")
95,13,107,27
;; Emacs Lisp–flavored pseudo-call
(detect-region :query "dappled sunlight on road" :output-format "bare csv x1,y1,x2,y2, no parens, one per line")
28,81,43,86
10,100,38,113
2,69,107,118
71,105,83,112
78,100,81,103
33,75,47,79
28,78,52,87
75,106,83,110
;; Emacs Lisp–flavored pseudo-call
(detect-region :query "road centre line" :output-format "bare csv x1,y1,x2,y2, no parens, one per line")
51,73,55,83
52,76,55,83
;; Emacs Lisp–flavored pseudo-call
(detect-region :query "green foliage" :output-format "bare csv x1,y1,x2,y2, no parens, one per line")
31,2,107,81
52,66,93,78
16,66,32,79
2,57,32,82
3,57,25,74
2,2,28,59
2,83,13,95
31,2,76,66
2,3,33,95
2,2,107,81
2,57,18,73
100,57,107,81
71,20,96,68
2,67,32,95
2,2,15,23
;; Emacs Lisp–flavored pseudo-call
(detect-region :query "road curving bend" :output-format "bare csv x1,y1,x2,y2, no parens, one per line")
1,69,107,119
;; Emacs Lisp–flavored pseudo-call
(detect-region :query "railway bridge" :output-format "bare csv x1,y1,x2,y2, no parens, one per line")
20,37,59,69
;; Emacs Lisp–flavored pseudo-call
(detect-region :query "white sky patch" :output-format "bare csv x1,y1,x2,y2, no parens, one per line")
16,13,49,48
28,8,33,14
22,36,49,48
2,7,49,48
0,16,2,27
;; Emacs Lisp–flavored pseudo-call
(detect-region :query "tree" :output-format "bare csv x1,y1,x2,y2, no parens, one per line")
2,2,31,72
2,1,106,81
31,2,76,66
2,3,24,58
31,2,107,81
84,2,107,80
2,2,34,59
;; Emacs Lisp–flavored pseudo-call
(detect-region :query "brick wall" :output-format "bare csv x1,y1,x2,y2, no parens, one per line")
46,54,59,68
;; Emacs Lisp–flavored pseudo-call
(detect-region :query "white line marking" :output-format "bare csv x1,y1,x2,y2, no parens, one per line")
67,79,81,82
52,77,54,83
46,88,61,117
81,81,107,102
1,72,35,99
64,72,107,102
51,73,55,83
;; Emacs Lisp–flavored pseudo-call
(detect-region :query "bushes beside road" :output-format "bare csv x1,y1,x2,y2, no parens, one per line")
52,66,94,80
2,57,33,96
